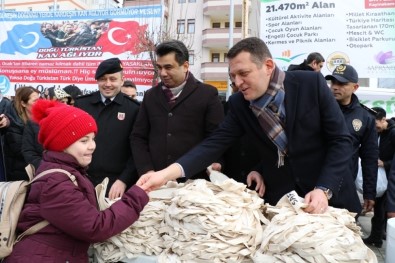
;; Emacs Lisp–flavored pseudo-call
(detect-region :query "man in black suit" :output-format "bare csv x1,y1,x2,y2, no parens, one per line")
74,58,140,199
131,40,224,179
137,37,357,214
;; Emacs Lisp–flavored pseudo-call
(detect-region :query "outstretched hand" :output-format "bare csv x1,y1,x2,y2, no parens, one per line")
136,163,182,192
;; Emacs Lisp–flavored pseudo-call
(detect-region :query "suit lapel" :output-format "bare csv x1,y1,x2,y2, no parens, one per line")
155,83,172,110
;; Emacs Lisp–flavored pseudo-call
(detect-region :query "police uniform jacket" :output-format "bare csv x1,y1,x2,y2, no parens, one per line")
131,73,224,177
176,71,361,213
74,91,140,189
339,93,378,200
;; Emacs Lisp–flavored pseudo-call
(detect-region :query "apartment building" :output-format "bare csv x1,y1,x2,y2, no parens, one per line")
124,0,260,98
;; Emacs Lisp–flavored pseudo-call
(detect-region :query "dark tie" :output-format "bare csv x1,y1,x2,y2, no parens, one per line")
163,88,175,105
104,98,112,106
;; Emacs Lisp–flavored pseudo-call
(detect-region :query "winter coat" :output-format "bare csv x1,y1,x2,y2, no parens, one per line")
287,60,315,71
378,118,395,175
21,120,43,171
131,73,224,179
74,91,140,191
339,94,378,200
4,151,148,263
3,102,28,181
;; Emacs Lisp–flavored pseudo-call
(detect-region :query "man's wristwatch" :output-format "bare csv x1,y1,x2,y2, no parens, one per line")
314,186,333,200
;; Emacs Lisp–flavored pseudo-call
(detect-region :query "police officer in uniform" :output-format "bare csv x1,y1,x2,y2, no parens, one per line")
74,58,140,200
326,64,378,215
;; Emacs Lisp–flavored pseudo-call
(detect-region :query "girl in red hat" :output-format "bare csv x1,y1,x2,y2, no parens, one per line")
4,100,149,262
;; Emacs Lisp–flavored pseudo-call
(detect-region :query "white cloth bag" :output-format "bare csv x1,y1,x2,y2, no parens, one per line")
355,159,387,197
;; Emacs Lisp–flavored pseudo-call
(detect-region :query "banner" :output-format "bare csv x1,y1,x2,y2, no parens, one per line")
260,0,395,78
0,6,162,100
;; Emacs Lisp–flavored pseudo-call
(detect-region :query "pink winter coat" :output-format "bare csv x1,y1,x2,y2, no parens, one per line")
4,151,149,262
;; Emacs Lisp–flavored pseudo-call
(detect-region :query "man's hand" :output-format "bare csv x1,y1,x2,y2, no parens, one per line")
0,114,10,129
210,163,222,172
362,199,375,214
108,180,127,200
388,212,395,218
378,159,384,167
303,188,329,214
137,163,182,192
246,171,265,197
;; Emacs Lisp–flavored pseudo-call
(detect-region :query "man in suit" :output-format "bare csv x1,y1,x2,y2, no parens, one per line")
136,37,357,214
131,40,224,179
74,58,140,199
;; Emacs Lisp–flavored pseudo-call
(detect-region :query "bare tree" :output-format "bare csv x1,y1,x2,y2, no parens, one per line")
131,8,195,86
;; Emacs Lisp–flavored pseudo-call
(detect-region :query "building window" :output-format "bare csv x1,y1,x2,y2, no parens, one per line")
48,5,59,11
177,19,185,34
189,0,196,2
189,51,194,65
235,22,242,28
224,53,228,62
212,53,220,63
212,22,220,28
187,19,195,34
178,0,186,3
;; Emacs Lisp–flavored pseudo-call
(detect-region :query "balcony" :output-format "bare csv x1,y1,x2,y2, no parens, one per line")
201,62,229,82
203,0,243,19
202,28,242,48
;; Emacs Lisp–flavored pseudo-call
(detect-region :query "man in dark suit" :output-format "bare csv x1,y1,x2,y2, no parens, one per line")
131,40,224,179
74,58,140,199
136,37,357,214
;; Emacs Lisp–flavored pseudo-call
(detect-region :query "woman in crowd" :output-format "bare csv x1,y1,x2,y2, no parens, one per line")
3,86,40,181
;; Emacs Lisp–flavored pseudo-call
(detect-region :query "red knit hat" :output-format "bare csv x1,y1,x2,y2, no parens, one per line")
32,100,97,151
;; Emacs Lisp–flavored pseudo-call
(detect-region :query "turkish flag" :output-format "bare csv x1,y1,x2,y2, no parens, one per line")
96,21,148,55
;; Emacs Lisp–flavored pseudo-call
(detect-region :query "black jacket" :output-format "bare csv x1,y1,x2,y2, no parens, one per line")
287,60,314,71
74,91,140,191
3,102,28,181
378,118,395,175
0,97,11,181
177,71,361,213
339,94,378,200
21,120,43,171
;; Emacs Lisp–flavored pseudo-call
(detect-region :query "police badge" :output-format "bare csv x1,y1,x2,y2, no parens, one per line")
117,112,125,120
352,119,362,131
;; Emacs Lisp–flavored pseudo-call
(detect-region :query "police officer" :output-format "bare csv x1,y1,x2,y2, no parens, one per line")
74,58,140,199
325,64,379,215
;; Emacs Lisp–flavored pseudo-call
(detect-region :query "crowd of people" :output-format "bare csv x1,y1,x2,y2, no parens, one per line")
0,37,394,261
41,20,109,47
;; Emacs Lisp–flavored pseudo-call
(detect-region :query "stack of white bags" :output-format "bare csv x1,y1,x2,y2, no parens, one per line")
93,169,377,263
